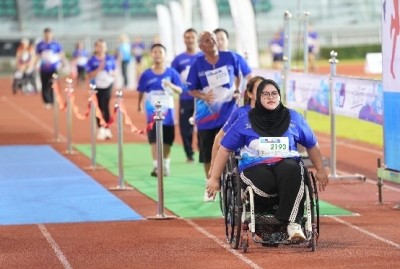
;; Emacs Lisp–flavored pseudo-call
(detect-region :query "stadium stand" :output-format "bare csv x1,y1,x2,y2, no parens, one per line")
0,0,382,66
31,0,81,18
0,0,17,18
101,0,167,17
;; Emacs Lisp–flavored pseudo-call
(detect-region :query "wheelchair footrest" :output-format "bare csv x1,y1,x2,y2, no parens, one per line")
254,213,288,243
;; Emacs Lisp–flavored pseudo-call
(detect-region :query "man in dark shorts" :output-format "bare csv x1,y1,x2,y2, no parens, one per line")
186,31,241,201
137,44,182,176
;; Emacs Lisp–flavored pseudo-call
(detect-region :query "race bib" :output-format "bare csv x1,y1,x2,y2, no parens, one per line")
150,92,174,110
205,66,230,88
95,70,114,88
258,137,289,157
77,56,88,66
41,50,59,64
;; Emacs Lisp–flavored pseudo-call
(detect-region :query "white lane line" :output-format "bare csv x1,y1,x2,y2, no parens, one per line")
38,224,73,269
184,219,263,269
329,216,400,249
366,178,400,192
334,169,400,193
2,95,67,140
318,136,382,155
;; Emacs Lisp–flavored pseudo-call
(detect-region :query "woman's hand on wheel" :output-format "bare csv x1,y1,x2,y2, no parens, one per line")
315,169,328,192
206,177,220,199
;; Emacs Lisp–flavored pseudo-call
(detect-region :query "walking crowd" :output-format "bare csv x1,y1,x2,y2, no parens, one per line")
15,27,328,238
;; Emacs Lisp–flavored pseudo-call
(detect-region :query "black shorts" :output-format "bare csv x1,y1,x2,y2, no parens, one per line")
198,127,221,163
147,124,175,146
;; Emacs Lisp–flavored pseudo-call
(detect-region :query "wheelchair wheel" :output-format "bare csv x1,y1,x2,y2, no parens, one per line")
219,165,229,217
306,170,319,251
224,154,242,249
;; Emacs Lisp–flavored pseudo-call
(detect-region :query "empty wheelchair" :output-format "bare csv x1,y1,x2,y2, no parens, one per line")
220,153,320,253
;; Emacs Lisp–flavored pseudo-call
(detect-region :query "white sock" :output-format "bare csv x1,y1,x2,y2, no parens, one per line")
152,160,157,168
164,158,170,171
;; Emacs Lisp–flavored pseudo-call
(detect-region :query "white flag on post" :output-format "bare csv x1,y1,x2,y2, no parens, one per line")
229,0,259,67
45,0,61,9
170,1,186,56
199,0,219,32
156,4,174,63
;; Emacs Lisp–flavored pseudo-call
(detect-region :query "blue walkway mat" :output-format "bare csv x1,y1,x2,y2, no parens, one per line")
0,145,143,225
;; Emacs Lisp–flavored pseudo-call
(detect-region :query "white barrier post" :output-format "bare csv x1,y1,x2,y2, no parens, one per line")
148,101,176,220
64,78,76,155
328,51,365,181
109,90,133,191
52,73,62,143
282,10,292,103
302,11,309,123
84,84,103,171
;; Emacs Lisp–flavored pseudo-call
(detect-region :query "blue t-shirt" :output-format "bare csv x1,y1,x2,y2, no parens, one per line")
269,36,284,60
119,43,132,62
171,52,202,102
36,40,63,73
72,48,89,67
186,51,240,130
221,109,317,172
86,54,117,88
307,31,319,53
222,104,251,132
132,42,145,60
137,67,182,126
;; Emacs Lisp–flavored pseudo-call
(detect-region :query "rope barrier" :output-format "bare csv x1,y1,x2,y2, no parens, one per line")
53,78,154,137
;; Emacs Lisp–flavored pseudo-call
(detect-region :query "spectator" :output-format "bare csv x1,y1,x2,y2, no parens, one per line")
307,24,319,72
71,40,89,88
117,33,132,90
137,43,183,177
269,30,284,70
132,36,146,65
35,28,66,109
171,28,201,163
186,31,240,202
206,79,328,242
86,39,117,140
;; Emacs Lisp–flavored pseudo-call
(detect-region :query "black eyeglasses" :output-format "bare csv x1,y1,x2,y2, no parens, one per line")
260,91,279,98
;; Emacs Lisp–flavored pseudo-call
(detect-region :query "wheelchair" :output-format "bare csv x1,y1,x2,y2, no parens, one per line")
12,70,37,95
220,153,320,253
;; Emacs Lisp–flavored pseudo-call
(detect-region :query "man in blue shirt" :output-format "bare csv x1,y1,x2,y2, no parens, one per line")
186,31,240,201
137,44,183,177
35,28,65,109
171,28,201,163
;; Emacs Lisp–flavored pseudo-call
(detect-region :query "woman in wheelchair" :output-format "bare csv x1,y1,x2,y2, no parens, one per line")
206,79,328,243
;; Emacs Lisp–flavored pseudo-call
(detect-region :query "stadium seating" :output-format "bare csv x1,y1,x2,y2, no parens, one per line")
101,0,166,17
32,0,81,18
0,0,17,18
218,0,272,15
100,0,272,17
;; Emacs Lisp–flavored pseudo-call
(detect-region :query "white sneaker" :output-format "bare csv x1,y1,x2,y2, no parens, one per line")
203,189,215,202
105,128,113,139
97,127,107,140
287,222,306,243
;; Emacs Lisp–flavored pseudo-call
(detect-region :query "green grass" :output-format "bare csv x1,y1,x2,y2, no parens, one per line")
300,110,383,147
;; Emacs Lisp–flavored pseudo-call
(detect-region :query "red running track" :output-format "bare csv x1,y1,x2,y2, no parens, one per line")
0,70,399,269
